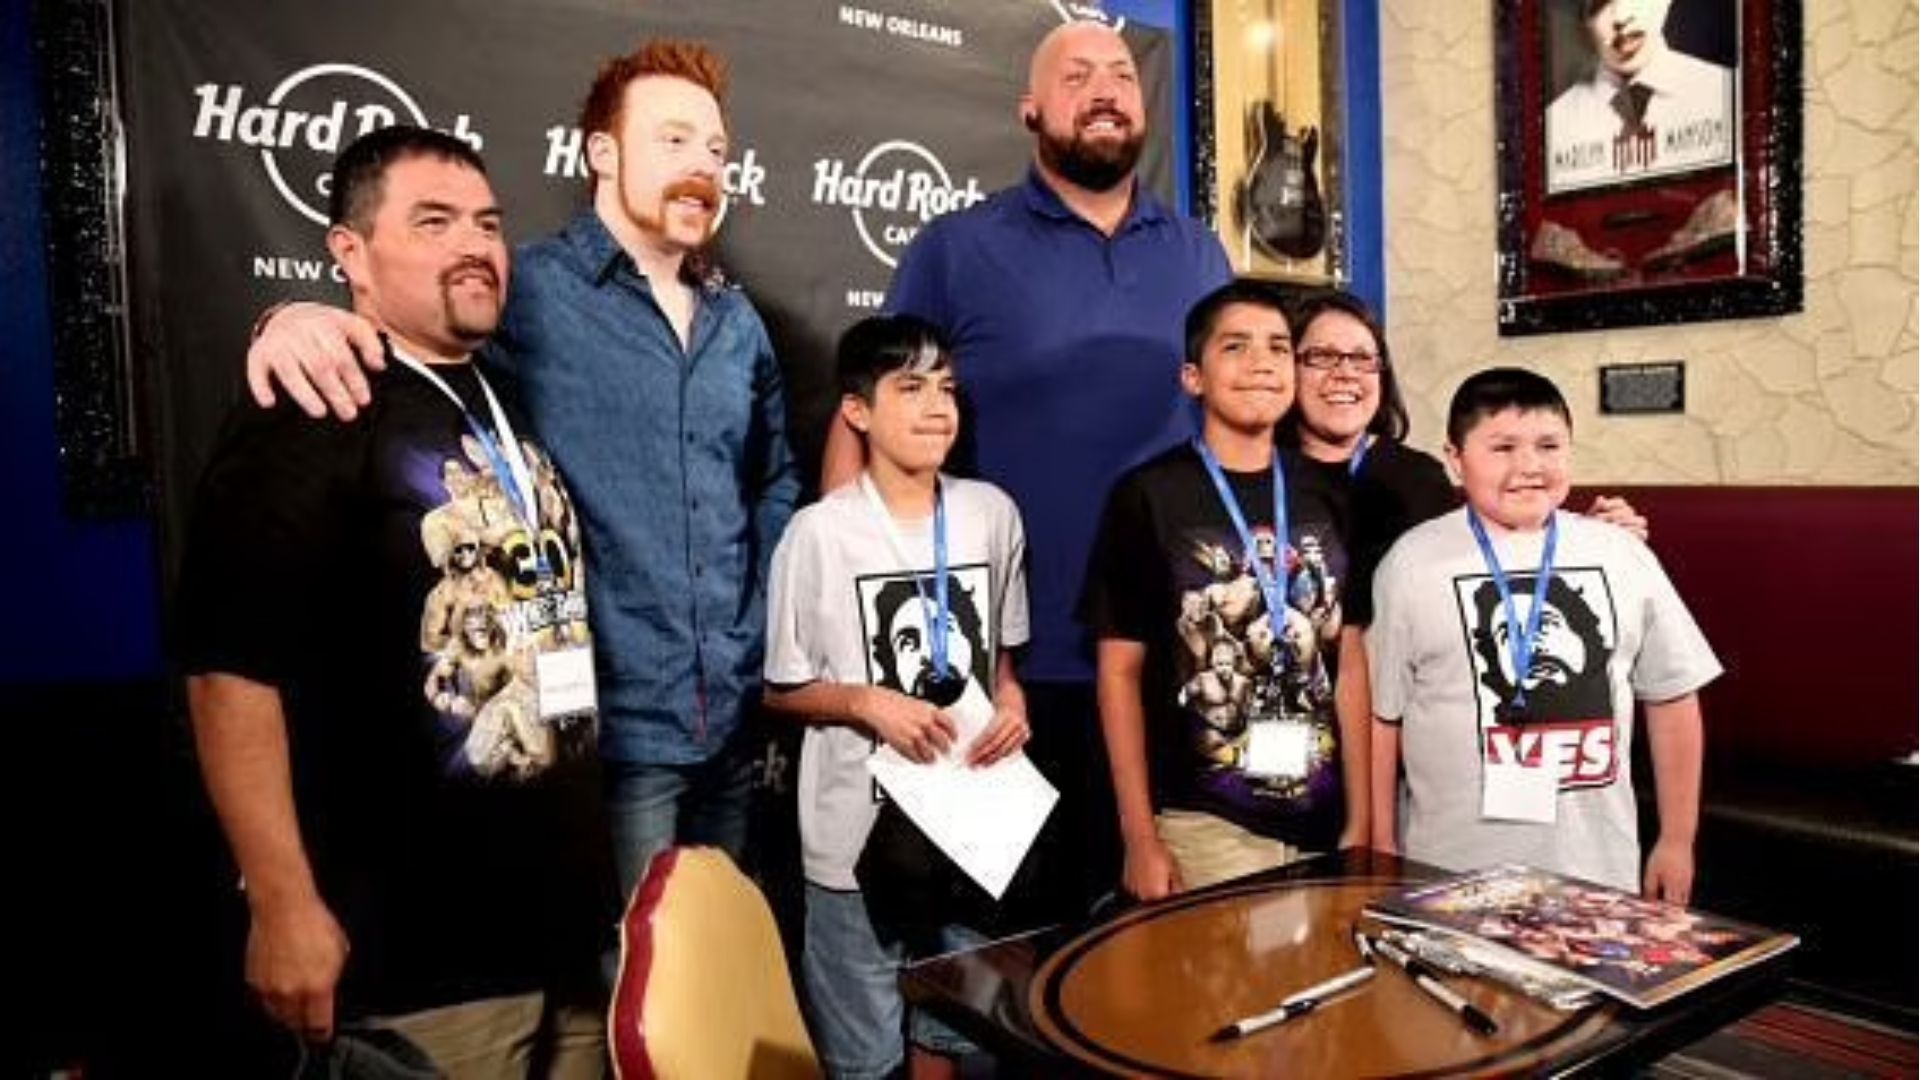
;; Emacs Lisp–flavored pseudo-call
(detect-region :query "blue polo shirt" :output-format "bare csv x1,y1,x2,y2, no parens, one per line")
488,211,799,765
886,168,1231,682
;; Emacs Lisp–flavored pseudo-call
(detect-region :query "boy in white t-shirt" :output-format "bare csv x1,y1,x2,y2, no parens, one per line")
763,315,1030,1080
1368,367,1719,902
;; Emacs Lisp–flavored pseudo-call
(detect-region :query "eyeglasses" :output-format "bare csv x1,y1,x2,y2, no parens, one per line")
1297,346,1384,374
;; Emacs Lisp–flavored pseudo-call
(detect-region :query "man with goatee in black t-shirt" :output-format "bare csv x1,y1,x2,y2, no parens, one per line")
180,127,614,1077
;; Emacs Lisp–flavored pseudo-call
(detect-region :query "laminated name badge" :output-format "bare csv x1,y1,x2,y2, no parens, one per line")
535,646,597,722
1481,754,1558,824
1244,714,1312,780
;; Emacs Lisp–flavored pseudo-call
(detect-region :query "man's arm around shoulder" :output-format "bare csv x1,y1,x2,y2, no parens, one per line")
247,302,387,422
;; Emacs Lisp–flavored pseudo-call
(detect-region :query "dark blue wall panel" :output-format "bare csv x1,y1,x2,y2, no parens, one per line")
1,0,163,683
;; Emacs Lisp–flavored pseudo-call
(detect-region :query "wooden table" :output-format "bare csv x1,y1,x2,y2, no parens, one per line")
900,849,1789,1077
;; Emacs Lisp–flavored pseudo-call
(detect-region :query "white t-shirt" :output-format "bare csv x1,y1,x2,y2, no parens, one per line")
1546,46,1734,194
1368,508,1720,891
764,476,1030,890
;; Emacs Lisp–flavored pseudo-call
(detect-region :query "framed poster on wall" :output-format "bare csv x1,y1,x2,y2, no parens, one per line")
1192,0,1348,284
1495,0,1802,335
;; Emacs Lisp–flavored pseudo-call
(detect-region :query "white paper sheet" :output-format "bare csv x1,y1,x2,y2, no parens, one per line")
865,682,1059,900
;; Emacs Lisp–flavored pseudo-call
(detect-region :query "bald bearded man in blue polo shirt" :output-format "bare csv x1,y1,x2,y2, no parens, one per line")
823,19,1232,919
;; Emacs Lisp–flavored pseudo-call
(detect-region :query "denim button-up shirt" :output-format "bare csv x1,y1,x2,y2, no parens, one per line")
485,210,798,765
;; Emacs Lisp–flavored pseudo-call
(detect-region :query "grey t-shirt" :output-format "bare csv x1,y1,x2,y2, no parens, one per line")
1369,508,1720,891
765,476,1030,889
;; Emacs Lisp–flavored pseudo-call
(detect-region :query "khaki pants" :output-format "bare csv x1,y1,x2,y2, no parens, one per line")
373,991,605,1080
1156,809,1309,890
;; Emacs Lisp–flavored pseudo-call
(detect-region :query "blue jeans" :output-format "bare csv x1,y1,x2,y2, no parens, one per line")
604,729,756,903
802,884,981,1080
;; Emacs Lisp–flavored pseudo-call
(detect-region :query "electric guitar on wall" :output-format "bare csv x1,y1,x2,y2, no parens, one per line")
1235,0,1326,261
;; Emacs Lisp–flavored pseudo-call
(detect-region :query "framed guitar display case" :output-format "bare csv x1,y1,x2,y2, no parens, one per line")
1193,0,1348,284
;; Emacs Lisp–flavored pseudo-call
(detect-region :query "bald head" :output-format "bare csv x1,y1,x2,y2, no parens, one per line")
1027,20,1131,94
1021,20,1145,193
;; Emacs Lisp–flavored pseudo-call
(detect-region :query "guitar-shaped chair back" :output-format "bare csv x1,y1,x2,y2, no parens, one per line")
610,847,821,1080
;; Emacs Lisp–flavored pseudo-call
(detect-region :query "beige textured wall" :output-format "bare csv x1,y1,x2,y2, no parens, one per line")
1379,0,1919,484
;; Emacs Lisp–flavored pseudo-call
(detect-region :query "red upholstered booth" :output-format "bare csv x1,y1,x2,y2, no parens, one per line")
1591,485,1918,767
1573,485,1917,1019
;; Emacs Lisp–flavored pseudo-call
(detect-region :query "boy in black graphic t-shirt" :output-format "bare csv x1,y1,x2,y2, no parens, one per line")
1082,280,1366,902
178,128,612,1073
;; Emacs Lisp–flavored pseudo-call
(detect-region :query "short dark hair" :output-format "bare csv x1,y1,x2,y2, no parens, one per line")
835,314,952,402
327,125,486,233
1279,288,1412,444
1446,367,1573,447
1183,278,1291,367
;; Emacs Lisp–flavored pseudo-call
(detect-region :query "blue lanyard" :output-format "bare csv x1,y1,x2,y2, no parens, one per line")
1348,433,1373,477
859,474,951,679
1467,509,1560,711
461,422,536,535
929,488,949,678
1193,439,1291,643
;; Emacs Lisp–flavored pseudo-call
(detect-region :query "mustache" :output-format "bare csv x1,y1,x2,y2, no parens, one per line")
441,258,500,290
665,177,722,210
1526,656,1574,684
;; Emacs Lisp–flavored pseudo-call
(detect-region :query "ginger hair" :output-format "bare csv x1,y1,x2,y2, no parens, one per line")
578,38,729,138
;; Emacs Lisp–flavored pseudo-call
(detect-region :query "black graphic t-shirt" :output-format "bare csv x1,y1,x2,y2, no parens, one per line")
1334,438,1457,627
1281,438,1458,629
178,357,614,1017
1081,443,1350,851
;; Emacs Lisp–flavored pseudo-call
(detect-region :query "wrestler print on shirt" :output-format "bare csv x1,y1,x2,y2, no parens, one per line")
1172,523,1341,802
852,562,996,799
418,435,592,781
1452,567,1621,791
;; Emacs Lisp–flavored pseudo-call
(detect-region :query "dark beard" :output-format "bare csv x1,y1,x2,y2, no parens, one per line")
910,663,967,707
1036,124,1143,193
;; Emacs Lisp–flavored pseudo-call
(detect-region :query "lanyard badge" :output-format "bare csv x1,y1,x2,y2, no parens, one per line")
1193,441,1311,780
394,345,594,728
1467,509,1561,722
859,474,962,706
1468,512,1563,820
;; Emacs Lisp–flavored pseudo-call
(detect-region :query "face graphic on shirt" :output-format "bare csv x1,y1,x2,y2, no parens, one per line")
1466,571,1615,722
862,568,993,705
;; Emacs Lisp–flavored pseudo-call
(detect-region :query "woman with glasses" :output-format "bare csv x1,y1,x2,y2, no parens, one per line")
1282,289,1645,591
1281,291,1461,608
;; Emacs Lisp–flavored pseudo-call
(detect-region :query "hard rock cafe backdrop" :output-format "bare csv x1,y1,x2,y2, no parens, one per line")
113,0,1178,573
92,0,1175,925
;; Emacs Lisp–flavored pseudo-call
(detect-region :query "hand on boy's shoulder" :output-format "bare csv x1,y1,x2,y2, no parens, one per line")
1584,495,1650,542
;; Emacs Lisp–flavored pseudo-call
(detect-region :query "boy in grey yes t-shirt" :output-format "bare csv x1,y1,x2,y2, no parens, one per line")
1369,368,1719,901
763,315,1030,1079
